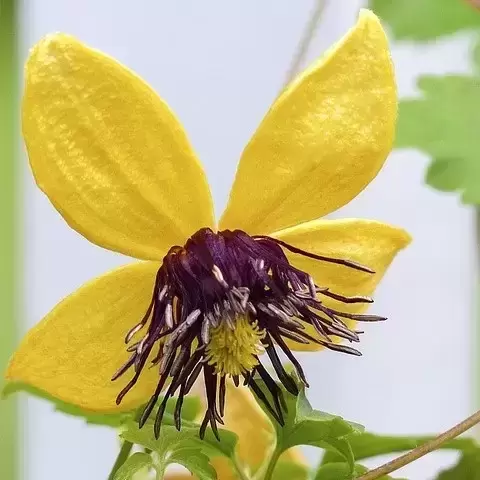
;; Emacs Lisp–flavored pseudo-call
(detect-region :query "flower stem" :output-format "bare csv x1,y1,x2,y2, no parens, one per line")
282,0,327,86
107,440,133,480
262,448,282,480
154,462,166,480
357,408,480,480
232,457,251,480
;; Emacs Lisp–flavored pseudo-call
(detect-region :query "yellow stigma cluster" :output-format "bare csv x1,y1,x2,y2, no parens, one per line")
205,316,266,377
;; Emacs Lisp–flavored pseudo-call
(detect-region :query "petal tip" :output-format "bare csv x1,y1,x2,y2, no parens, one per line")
356,8,391,59
36,32,78,48
358,8,380,22
398,228,413,249
387,225,412,250
4,353,20,382
357,9,385,33
365,220,412,251
26,33,81,77
29,32,74,56
355,8,391,56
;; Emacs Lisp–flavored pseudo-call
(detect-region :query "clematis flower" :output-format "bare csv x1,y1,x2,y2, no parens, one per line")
6,9,410,439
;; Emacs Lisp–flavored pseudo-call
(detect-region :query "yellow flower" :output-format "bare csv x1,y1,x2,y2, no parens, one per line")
6,8,410,440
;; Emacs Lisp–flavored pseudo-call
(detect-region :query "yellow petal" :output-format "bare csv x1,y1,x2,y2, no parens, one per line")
223,383,275,470
23,34,214,260
272,218,410,351
219,10,396,234
5,261,160,411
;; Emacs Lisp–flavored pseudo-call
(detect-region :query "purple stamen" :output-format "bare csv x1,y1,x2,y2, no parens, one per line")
113,228,382,439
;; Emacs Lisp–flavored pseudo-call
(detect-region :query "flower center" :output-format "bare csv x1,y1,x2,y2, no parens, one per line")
205,316,265,376
112,227,385,440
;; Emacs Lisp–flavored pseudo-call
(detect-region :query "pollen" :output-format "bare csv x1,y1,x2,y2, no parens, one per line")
205,316,266,377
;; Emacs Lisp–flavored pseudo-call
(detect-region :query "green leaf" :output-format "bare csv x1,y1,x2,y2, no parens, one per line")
395,74,480,204
314,463,405,480
369,0,480,40
251,376,363,471
370,1,480,203
322,432,478,465
160,395,202,423
2,382,129,427
437,450,480,479
472,36,480,73
113,452,152,480
272,459,310,480
2,382,201,428
152,397,237,461
121,417,239,480
167,446,217,480
121,422,217,480
195,426,238,460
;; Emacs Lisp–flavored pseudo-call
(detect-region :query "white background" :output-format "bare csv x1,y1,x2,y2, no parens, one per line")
19,1,476,479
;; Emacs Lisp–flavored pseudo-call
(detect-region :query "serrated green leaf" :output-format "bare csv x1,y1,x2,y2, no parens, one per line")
314,462,406,480
113,452,152,480
316,437,355,468
121,416,240,480
167,446,217,480
251,376,363,471
369,0,480,40
314,462,364,480
2,382,129,426
195,427,238,460
272,459,310,480
424,157,470,193
370,0,480,203
121,421,217,480
437,450,480,479
321,432,478,465
154,400,237,460
396,74,480,204
2,382,202,430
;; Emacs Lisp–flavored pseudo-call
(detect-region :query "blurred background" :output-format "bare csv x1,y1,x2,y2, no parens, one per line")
1,0,479,479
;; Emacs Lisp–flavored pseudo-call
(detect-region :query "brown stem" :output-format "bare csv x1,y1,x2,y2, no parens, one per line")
357,409,480,480
282,0,327,86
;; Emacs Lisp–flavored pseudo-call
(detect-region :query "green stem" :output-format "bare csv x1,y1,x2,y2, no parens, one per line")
232,457,251,480
0,1,18,479
107,441,133,480
261,448,282,480
154,463,165,480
